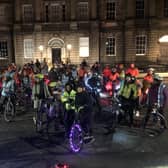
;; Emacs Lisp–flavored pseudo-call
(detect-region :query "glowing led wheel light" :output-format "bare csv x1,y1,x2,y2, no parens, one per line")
69,124,83,153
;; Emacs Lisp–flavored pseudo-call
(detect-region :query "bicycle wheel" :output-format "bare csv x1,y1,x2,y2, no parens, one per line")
35,110,43,133
4,101,15,122
143,112,167,136
69,123,83,153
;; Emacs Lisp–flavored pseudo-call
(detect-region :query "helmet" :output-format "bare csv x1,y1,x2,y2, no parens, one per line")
111,67,117,73
153,74,163,81
147,68,155,72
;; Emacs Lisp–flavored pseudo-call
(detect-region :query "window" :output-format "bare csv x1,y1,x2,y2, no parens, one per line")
136,35,146,55
164,0,168,17
106,37,116,56
78,2,89,20
106,0,116,20
45,4,49,22
51,3,61,22
24,39,33,58
79,37,89,57
136,0,144,18
0,6,5,17
62,4,66,21
23,5,33,22
0,41,8,58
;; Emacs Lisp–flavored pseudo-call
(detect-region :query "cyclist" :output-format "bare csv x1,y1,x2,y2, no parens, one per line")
61,83,76,137
32,74,51,123
0,74,15,113
118,73,138,127
126,63,139,78
75,83,94,141
143,74,168,129
142,68,154,93
140,68,155,105
102,64,111,85
21,69,32,98
109,67,120,96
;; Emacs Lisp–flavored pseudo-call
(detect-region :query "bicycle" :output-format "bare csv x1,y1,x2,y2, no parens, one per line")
69,105,90,153
3,93,15,122
35,92,65,141
142,103,167,134
69,105,85,153
15,87,32,112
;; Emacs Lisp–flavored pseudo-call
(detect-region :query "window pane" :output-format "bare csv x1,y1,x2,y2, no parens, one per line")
106,37,116,56
51,4,61,22
106,0,115,20
0,6,5,17
79,37,89,57
0,41,8,58
136,35,146,55
23,5,33,22
136,0,144,18
164,0,168,17
45,4,49,22
78,2,89,20
24,39,33,58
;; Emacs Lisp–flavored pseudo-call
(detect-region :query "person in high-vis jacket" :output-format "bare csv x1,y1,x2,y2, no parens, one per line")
61,83,76,136
118,74,138,127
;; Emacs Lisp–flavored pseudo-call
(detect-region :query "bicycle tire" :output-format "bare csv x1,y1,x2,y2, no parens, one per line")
144,112,167,135
69,123,83,153
35,110,43,133
157,112,167,129
4,100,15,122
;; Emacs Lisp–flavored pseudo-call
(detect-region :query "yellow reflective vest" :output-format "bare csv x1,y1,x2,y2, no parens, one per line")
119,83,138,99
61,90,76,110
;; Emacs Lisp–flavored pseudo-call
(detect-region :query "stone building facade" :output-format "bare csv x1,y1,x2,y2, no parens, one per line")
1,0,168,67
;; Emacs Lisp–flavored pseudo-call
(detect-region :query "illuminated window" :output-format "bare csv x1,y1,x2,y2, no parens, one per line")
106,37,116,56
136,0,144,18
106,0,116,20
79,37,89,57
23,5,33,22
24,39,33,58
136,35,147,55
164,0,168,17
78,2,89,20
0,41,8,58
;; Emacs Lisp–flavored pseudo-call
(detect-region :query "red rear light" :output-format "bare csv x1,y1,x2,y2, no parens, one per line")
105,82,112,90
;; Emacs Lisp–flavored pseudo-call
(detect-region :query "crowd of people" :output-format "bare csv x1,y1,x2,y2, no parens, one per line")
0,58,168,139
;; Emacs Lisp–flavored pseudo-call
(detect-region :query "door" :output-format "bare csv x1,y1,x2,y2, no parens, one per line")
52,48,61,64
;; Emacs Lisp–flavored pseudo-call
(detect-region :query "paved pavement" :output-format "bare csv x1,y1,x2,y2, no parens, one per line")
1,108,168,168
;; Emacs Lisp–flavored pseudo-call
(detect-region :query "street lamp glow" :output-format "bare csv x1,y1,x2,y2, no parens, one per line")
38,45,44,51
67,44,72,50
